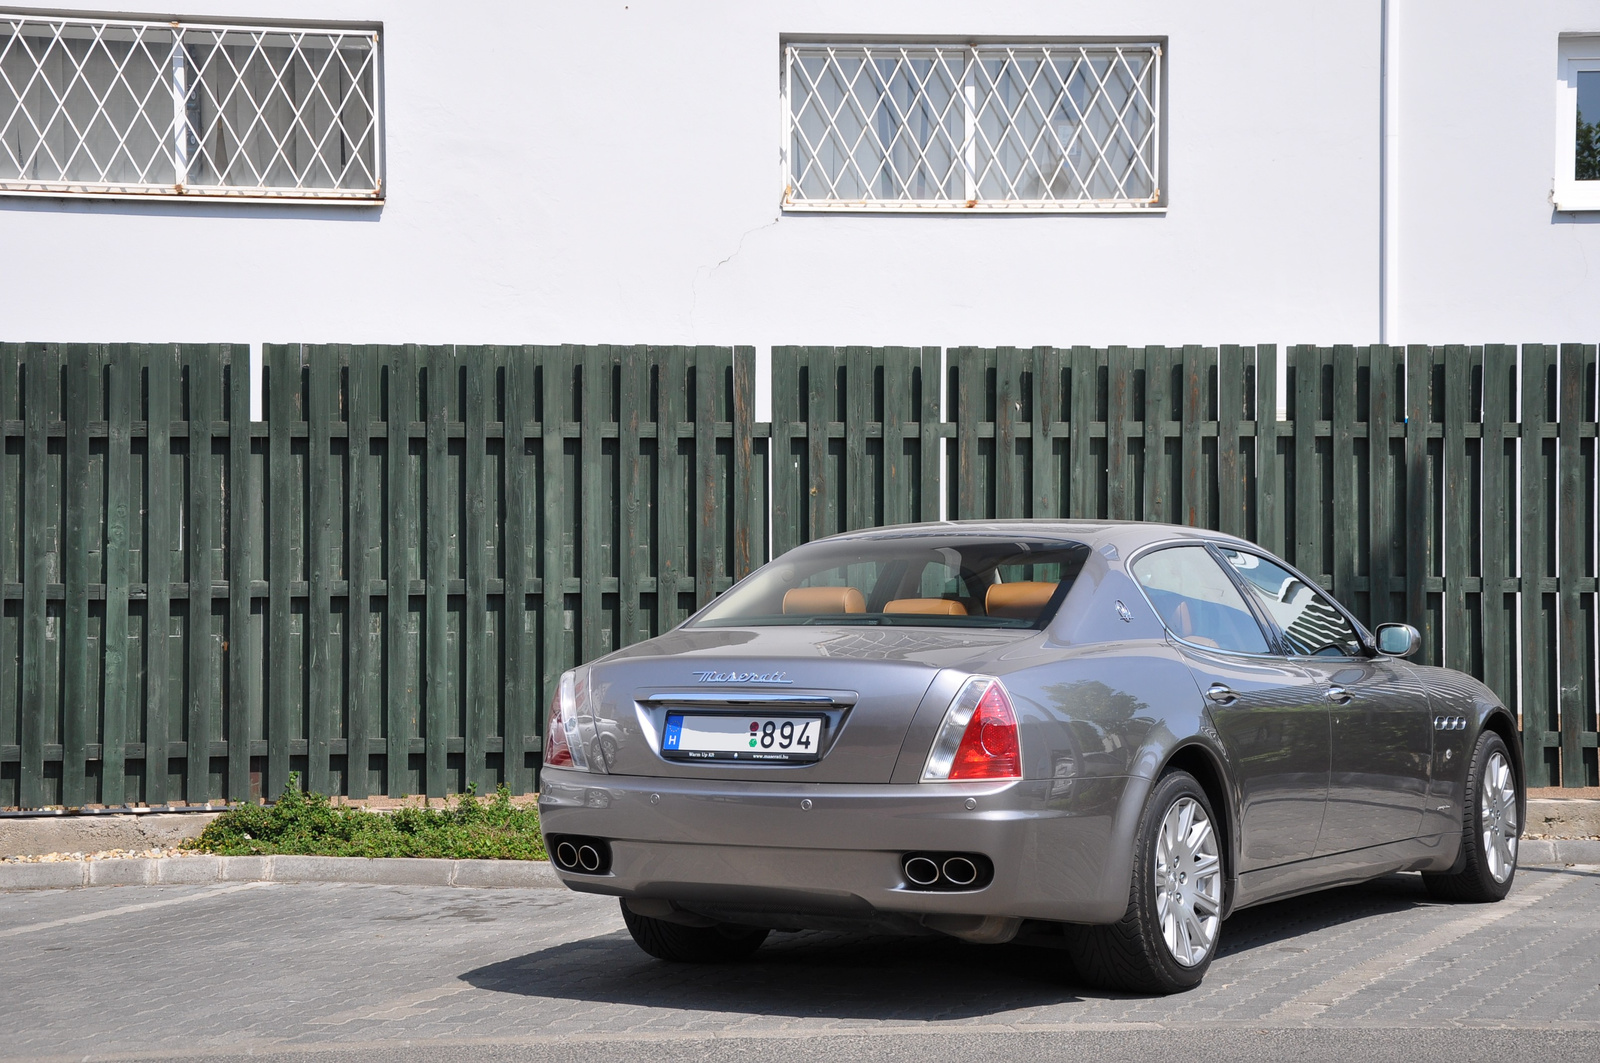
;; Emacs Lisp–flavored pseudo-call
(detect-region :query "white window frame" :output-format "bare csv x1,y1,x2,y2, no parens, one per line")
781,39,1165,214
0,9,383,203
1555,35,1600,212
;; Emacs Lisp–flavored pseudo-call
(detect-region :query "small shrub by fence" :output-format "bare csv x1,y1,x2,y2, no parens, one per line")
0,341,1595,809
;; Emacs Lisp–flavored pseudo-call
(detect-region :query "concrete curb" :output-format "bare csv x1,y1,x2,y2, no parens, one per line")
0,854,565,891
1514,839,1600,866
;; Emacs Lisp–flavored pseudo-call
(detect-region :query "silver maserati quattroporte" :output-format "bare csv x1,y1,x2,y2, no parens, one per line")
537,521,1524,993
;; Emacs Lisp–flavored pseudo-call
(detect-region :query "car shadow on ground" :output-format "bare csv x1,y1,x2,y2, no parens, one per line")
459,873,1442,1017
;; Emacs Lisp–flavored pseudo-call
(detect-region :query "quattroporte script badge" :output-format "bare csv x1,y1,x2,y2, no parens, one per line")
692,671,794,685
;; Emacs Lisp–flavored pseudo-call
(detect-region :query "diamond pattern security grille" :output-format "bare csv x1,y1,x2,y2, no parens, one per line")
785,42,1161,211
0,12,381,200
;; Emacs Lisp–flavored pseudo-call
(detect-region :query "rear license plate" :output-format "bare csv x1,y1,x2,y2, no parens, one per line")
661,713,825,763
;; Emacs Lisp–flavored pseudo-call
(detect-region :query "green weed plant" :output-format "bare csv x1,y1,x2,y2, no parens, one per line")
185,776,548,860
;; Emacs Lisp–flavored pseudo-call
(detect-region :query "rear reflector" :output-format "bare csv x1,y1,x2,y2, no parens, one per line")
922,677,1022,781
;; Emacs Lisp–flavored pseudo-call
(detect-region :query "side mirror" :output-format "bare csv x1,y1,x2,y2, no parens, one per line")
1375,622,1421,658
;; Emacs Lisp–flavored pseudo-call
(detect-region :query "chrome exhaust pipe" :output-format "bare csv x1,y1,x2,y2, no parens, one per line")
577,844,602,872
554,841,579,870
904,855,941,887
942,856,979,887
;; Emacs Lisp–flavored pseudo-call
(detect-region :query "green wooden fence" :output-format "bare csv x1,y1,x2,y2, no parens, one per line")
1,341,1595,808
0,342,760,808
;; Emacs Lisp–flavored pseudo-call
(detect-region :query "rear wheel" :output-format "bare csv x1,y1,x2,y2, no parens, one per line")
1423,730,1519,903
1068,770,1223,994
619,901,770,963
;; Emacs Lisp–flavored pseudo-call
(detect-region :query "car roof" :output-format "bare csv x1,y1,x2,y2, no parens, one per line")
808,519,1258,556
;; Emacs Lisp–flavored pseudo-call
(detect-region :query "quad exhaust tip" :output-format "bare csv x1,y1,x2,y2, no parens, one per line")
900,851,993,891
548,834,613,875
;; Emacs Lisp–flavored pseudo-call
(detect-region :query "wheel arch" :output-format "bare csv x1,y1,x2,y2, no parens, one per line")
1478,707,1526,833
1159,740,1238,917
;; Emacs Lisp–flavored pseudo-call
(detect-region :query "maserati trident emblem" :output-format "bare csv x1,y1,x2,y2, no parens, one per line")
1115,600,1134,623
692,670,794,685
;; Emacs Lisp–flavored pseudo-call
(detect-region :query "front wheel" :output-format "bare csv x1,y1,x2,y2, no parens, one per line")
1423,730,1520,903
619,900,769,963
1067,770,1224,994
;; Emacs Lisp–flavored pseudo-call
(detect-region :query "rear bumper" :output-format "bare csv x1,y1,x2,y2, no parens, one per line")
537,767,1140,926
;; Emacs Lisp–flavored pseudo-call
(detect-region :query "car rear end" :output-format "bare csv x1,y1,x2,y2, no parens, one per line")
537,530,1136,936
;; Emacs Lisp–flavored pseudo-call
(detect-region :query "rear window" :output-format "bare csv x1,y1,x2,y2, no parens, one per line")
691,536,1092,629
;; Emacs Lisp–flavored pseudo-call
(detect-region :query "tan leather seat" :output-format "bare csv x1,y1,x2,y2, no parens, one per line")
782,586,867,615
883,598,967,616
985,581,1058,621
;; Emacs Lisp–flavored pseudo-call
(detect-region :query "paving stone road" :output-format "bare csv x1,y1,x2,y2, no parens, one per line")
2,865,1598,1063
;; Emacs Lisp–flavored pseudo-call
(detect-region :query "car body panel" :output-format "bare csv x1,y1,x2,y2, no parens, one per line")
538,519,1522,938
1309,654,1434,855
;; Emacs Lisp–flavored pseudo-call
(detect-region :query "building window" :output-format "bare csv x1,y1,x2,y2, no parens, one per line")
1556,35,1600,211
0,10,381,202
783,41,1163,212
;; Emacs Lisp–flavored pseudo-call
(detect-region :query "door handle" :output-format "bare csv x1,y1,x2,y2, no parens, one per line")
1205,683,1238,705
1326,685,1353,705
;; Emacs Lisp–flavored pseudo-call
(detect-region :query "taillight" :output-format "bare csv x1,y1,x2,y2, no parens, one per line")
543,671,590,771
922,677,1022,782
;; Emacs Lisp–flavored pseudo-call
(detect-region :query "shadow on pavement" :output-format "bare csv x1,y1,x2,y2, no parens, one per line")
460,873,1449,1015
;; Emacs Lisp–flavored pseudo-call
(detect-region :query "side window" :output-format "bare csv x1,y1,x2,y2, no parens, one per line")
1217,549,1362,658
1131,546,1270,654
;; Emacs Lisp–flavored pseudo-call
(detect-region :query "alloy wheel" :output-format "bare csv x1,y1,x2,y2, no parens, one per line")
1153,795,1223,967
1480,750,1519,883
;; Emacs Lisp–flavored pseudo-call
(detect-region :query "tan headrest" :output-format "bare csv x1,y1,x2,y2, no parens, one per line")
985,581,1058,620
782,586,866,615
883,598,968,616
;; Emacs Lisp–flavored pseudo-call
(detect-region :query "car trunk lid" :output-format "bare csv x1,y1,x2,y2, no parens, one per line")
582,626,1025,783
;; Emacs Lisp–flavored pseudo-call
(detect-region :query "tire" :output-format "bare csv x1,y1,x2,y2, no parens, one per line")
1067,770,1224,994
619,900,769,963
1423,730,1520,903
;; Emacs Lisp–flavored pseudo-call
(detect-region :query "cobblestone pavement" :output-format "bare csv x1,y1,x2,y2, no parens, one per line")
2,865,1598,1063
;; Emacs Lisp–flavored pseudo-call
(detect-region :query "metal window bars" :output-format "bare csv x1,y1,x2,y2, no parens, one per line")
784,42,1161,211
0,12,381,201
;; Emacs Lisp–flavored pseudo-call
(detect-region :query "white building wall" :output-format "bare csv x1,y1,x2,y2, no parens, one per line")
1395,0,1600,343
0,0,1596,366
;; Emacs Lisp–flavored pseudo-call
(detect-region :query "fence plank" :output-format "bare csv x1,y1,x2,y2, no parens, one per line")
103,347,133,806
1255,345,1282,557
1330,346,1358,612
1520,344,1556,787
226,348,253,804
0,347,14,809
1405,344,1434,661
1479,344,1515,713
1217,345,1245,537
770,347,799,559
542,345,573,736
1443,346,1473,675
1369,345,1398,625
305,348,335,796
695,347,721,605
265,345,296,799
504,345,536,793
952,348,981,520
185,347,217,803
344,347,374,799
61,345,93,805
920,347,942,524
424,347,452,797
145,346,177,804
1556,344,1593,785
581,346,606,664
19,345,54,808
385,345,417,797
1181,345,1208,528
733,346,757,573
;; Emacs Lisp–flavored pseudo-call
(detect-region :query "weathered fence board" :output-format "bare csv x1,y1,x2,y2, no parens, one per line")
1,341,1597,807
